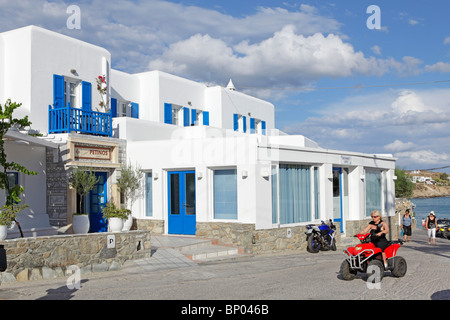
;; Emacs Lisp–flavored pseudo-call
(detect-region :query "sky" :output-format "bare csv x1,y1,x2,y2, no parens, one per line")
1,0,450,173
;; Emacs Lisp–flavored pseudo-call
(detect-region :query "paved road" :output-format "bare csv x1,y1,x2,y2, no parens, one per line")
1,230,449,302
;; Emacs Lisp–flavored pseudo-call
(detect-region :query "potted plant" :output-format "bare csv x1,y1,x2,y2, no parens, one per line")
0,204,28,240
68,167,99,234
102,202,130,232
116,163,144,231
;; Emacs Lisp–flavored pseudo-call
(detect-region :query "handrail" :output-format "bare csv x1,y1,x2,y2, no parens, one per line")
48,103,112,137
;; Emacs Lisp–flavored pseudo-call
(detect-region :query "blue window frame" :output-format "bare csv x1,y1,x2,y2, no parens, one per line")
213,169,238,220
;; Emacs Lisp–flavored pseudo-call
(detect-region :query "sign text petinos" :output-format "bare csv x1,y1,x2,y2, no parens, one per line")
75,145,111,161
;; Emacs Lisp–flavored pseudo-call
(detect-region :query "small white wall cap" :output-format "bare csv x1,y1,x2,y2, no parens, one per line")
226,79,236,91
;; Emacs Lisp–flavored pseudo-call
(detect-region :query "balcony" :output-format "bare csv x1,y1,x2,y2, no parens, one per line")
49,104,112,137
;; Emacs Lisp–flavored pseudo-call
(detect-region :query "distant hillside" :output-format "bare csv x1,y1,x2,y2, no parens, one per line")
412,184,450,198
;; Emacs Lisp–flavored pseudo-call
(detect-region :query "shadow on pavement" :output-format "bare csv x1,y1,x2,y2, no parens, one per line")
431,289,450,300
36,279,88,300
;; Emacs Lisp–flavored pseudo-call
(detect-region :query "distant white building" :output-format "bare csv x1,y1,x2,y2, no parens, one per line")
0,26,396,244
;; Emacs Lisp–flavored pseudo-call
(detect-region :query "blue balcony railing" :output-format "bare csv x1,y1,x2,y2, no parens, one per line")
49,104,112,137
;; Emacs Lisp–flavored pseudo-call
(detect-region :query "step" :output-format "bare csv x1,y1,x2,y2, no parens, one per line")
177,243,243,262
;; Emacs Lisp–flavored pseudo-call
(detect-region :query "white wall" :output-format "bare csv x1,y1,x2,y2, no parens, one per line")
1,27,32,123
0,34,5,104
110,69,140,107
0,143,47,214
1,26,111,134
217,87,275,132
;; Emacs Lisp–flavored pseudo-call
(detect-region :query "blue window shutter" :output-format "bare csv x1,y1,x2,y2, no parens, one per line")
243,116,247,133
250,118,255,134
233,114,239,131
53,74,64,108
262,121,266,135
111,98,117,118
203,111,209,126
164,103,172,124
82,81,92,111
183,107,190,127
191,109,197,125
131,102,139,119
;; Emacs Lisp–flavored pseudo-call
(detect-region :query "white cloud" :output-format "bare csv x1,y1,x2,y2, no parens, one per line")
384,140,416,152
371,45,382,56
391,90,427,113
283,88,450,168
396,150,449,165
424,62,450,73
0,0,341,73
148,25,423,89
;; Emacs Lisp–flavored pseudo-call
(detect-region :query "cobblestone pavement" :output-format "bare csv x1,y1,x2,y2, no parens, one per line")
0,230,449,301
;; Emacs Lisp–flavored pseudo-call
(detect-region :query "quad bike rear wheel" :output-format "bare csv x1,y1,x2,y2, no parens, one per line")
391,256,407,278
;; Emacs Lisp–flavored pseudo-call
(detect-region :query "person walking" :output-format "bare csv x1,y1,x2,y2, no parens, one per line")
401,209,413,242
425,211,438,245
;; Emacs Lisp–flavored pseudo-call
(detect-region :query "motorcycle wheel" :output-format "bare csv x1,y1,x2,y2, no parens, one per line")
367,259,384,282
340,260,357,281
330,238,337,251
391,256,407,278
307,234,321,253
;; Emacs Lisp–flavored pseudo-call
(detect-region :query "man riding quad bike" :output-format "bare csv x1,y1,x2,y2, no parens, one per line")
340,233,407,281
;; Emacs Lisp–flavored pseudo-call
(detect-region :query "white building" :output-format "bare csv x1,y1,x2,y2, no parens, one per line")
0,26,396,248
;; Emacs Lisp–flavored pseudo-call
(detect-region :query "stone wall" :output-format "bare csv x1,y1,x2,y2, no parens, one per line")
135,219,164,234
196,222,341,255
0,230,151,283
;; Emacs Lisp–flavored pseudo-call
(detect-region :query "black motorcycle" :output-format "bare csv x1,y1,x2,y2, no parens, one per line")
305,219,337,253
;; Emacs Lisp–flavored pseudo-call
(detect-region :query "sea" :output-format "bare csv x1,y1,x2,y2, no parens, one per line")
411,197,450,229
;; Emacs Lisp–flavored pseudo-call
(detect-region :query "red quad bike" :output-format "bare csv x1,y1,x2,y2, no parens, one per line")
340,233,407,281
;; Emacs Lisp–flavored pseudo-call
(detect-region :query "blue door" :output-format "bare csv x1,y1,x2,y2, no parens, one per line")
332,168,344,233
89,172,108,232
168,171,196,235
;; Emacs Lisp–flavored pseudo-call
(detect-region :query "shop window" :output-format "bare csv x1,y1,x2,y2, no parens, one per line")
213,169,238,220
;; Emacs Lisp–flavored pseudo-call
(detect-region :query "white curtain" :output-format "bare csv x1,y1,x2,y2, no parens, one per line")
366,169,382,216
279,164,311,224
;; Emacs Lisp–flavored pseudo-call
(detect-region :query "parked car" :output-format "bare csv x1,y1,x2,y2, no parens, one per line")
437,219,450,239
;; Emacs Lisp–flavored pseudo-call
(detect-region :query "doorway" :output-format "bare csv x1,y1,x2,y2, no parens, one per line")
333,168,344,233
89,172,108,233
168,171,196,235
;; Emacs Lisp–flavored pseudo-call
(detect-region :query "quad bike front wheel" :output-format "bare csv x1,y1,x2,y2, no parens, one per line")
391,256,407,278
340,259,357,281
367,259,385,282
